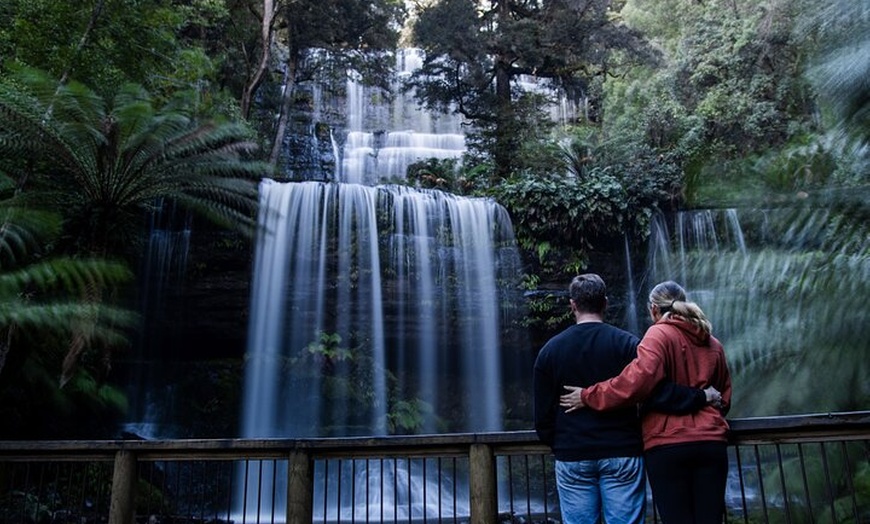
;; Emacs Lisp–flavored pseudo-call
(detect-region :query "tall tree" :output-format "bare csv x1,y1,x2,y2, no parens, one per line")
266,0,407,164
240,0,279,119
408,0,657,180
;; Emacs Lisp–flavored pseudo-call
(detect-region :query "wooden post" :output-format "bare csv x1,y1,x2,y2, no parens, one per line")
108,450,136,524
286,450,314,524
469,443,498,524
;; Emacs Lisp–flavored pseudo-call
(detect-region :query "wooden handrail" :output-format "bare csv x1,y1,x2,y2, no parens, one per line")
1,410,868,457
1,411,868,524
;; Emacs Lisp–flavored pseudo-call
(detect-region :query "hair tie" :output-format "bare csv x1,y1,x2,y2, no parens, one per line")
670,299,678,308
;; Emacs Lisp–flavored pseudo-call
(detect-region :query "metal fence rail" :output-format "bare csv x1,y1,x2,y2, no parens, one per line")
0,411,868,524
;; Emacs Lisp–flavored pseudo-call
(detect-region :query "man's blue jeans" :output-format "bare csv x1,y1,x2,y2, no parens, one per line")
555,456,646,524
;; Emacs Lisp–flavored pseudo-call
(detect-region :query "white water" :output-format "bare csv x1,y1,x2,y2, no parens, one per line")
235,179,524,519
234,47,533,520
339,49,466,184
242,179,519,437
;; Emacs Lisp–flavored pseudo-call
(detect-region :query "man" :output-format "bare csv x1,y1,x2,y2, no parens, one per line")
533,274,709,524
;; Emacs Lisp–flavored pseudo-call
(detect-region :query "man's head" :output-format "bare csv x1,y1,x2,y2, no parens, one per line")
569,273,607,315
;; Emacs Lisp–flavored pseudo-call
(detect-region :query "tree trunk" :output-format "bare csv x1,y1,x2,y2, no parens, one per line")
269,55,298,165
58,0,107,86
241,0,278,119
493,59,514,181
492,0,514,181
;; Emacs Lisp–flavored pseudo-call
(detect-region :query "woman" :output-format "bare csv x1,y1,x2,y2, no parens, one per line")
560,280,732,524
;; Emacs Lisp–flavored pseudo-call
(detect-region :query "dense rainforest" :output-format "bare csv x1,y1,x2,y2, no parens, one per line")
0,0,867,438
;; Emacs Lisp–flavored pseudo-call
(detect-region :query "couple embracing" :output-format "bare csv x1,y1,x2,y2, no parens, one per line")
533,274,732,524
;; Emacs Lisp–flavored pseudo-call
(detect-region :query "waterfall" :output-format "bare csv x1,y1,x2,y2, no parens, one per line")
241,179,521,438
233,47,535,520
623,235,639,334
235,179,525,520
339,49,466,185
124,201,192,439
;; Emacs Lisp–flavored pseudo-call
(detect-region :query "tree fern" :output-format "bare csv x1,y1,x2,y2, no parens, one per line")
0,172,136,385
655,204,869,415
0,66,275,257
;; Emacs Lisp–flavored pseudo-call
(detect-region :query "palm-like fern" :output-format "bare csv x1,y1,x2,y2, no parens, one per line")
653,203,869,416
0,175,136,386
0,67,272,387
801,0,870,138
0,66,275,256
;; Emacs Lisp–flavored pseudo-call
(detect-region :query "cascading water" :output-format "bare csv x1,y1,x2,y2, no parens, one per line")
233,47,538,520
242,179,522,437
623,235,640,334
339,49,466,185
235,179,525,520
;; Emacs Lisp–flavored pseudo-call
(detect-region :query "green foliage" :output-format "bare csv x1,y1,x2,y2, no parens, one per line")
749,133,840,192
406,158,479,195
800,0,870,141
305,331,353,365
0,353,130,437
409,0,658,178
520,290,572,331
0,170,137,392
276,0,407,95
748,442,870,524
491,142,682,277
386,398,433,433
606,0,819,206
0,0,187,95
674,1,813,152
661,202,870,416
0,67,275,258
491,170,626,274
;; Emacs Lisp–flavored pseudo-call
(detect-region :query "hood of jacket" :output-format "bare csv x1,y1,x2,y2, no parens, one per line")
659,314,710,345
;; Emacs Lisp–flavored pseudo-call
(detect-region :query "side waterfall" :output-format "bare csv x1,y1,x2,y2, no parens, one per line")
646,207,868,417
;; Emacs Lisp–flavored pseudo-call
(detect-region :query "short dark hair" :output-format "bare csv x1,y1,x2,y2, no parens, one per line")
570,274,606,314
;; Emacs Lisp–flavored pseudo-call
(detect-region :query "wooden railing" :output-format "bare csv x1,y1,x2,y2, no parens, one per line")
0,411,868,523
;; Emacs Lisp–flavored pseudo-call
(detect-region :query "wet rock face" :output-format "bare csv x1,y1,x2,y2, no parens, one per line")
150,228,254,361
185,230,254,359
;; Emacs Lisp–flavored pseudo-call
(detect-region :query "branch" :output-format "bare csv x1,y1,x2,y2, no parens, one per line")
58,0,107,86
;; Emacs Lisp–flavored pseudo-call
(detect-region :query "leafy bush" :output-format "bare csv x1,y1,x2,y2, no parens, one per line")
406,158,482,195
491,151,682,274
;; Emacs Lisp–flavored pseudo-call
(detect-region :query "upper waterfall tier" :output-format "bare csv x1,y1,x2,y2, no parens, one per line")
338,49,466,184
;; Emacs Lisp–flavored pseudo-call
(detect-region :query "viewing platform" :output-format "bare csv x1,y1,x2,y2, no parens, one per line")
1,411,868,523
